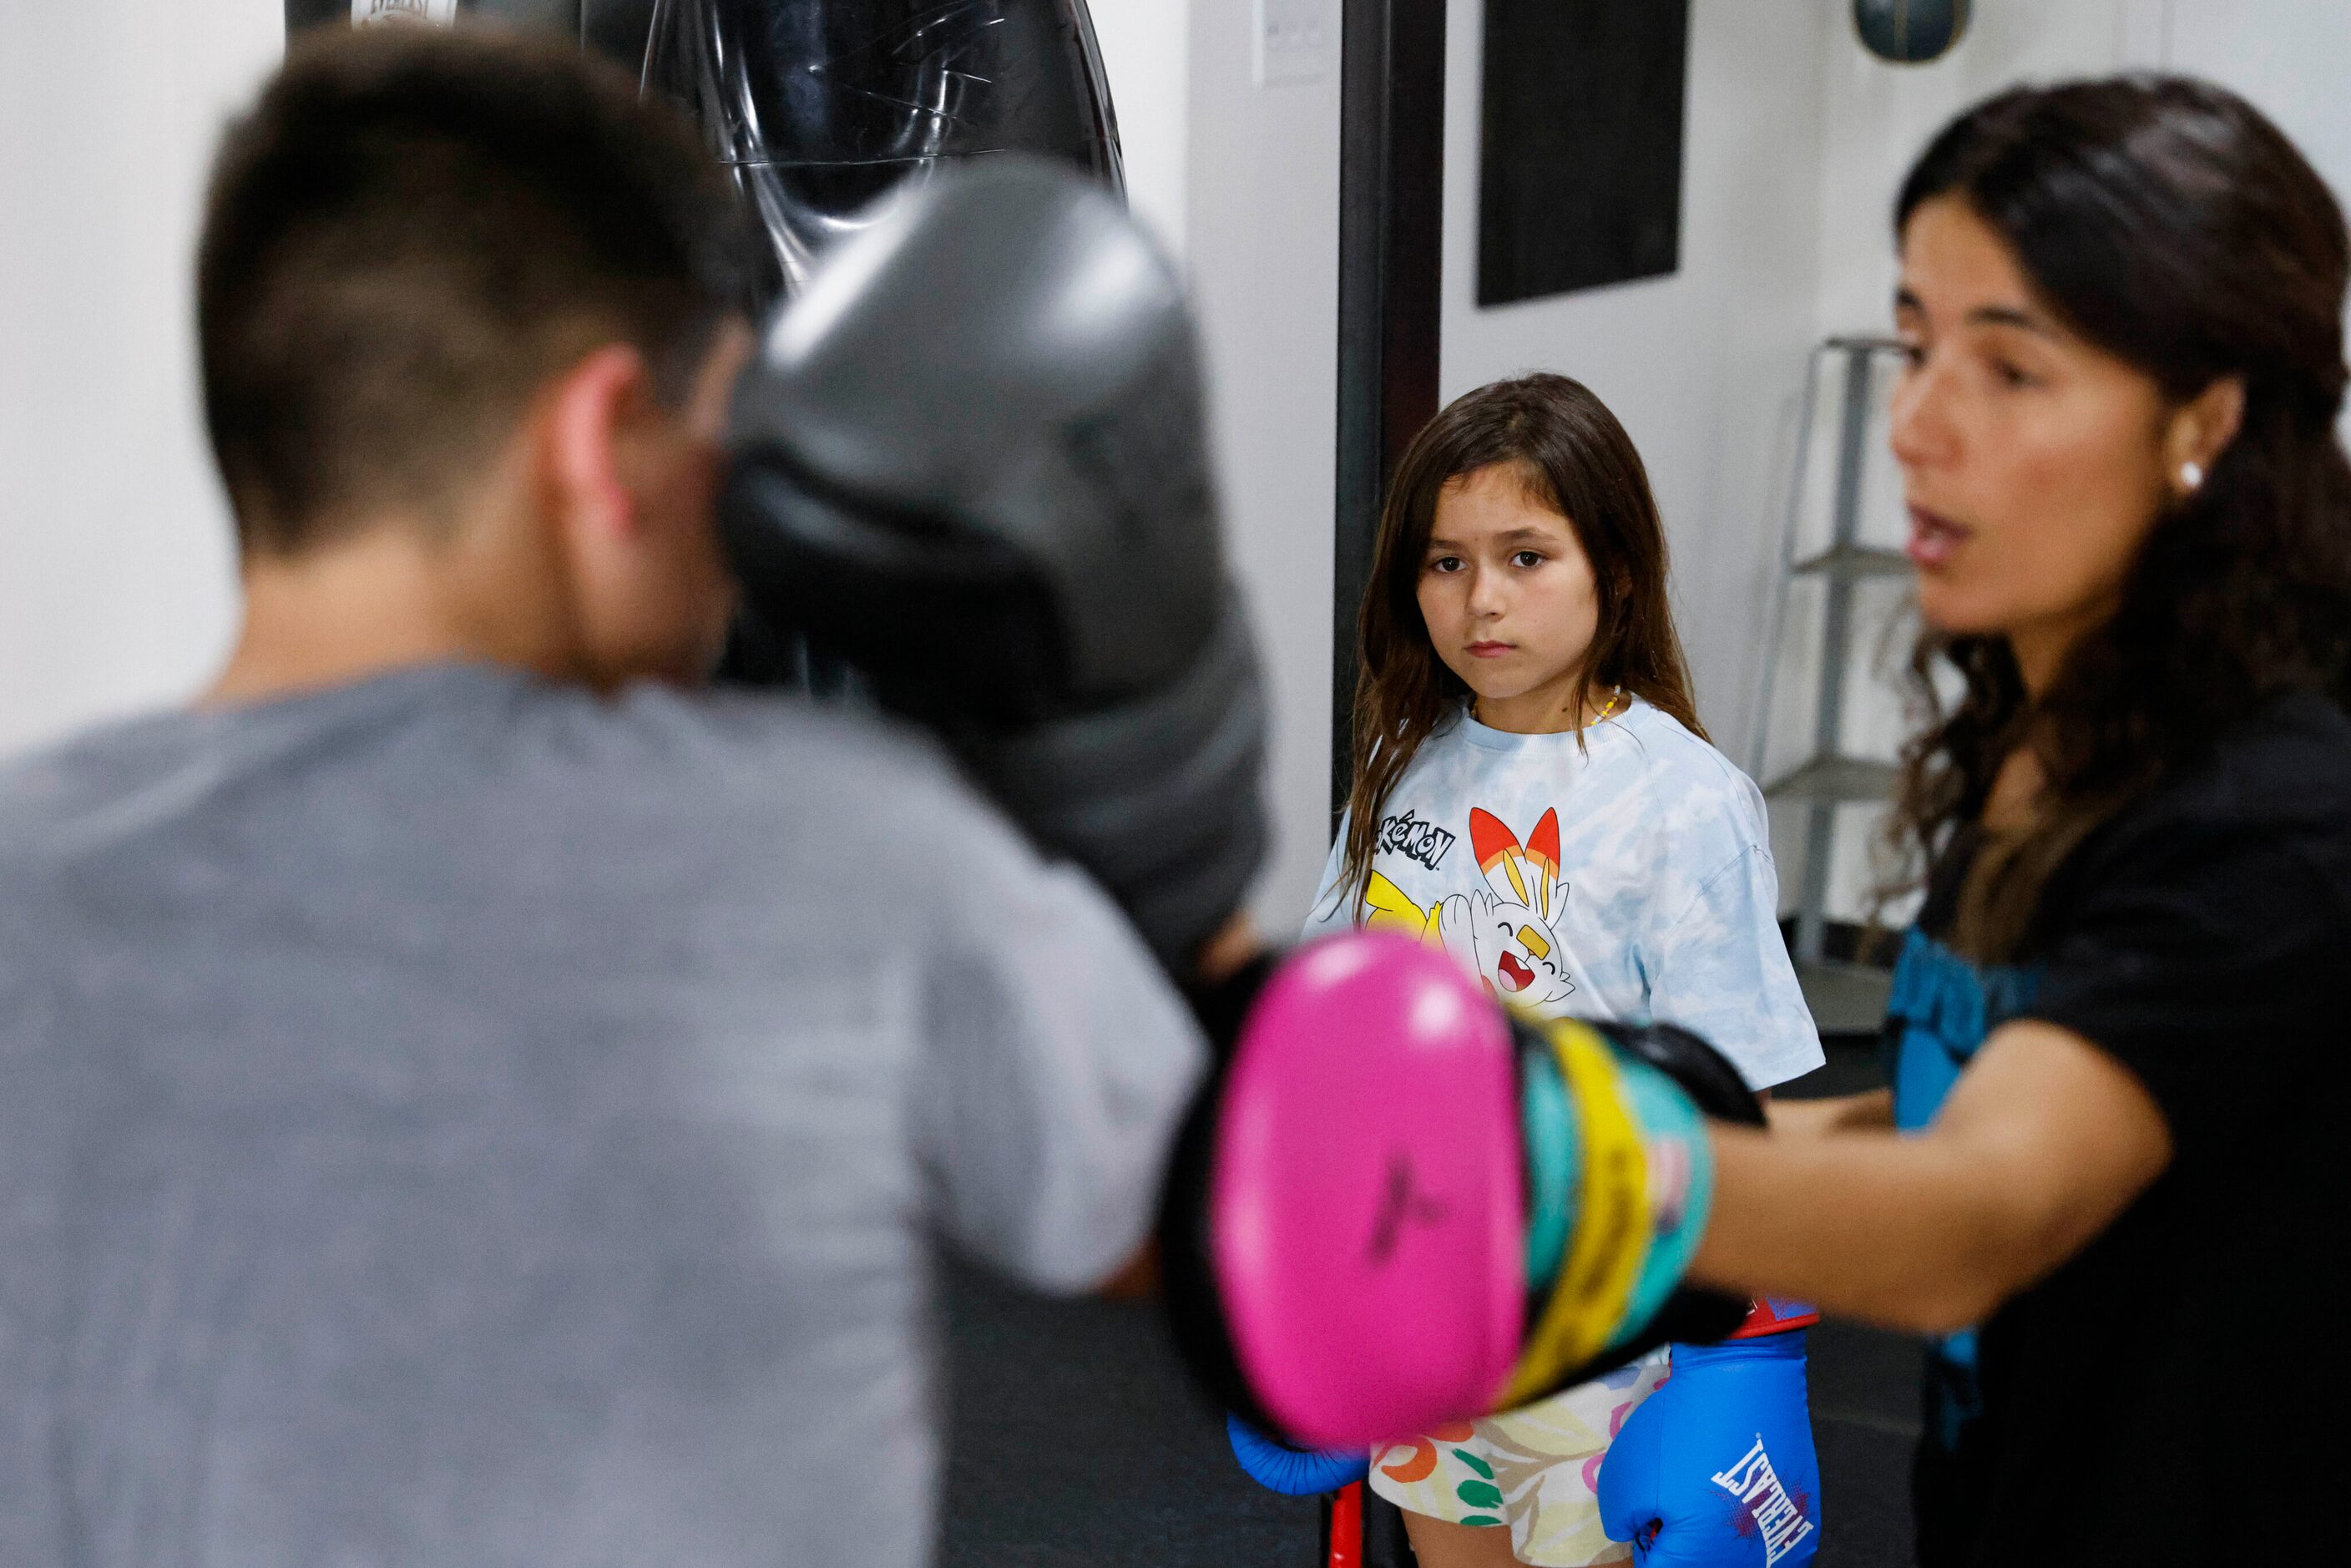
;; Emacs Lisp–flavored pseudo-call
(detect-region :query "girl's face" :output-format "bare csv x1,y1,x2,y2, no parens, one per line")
1417,462,1601,726
1889,197,2192,682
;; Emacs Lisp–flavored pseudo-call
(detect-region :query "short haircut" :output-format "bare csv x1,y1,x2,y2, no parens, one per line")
197,25,751,554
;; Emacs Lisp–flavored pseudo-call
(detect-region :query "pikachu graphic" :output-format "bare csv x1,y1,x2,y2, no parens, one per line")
1359,806,1578,1010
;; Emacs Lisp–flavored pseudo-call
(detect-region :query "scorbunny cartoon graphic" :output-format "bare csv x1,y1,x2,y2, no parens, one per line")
1360,807,1578,1011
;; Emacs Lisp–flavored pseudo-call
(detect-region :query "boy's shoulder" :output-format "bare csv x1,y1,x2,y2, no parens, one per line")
601,680,968,807
0,702,221,870
425,675,1011,873
0,667,992,882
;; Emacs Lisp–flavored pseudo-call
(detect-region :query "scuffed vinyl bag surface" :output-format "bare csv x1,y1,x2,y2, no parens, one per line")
642,0,1124,297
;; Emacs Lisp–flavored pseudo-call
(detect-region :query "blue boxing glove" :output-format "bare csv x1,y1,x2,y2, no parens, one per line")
1597,1311,1822,1567
1225,1414,1369,1496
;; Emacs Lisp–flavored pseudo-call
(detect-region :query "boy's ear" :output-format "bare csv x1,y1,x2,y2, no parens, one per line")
542,344,655,542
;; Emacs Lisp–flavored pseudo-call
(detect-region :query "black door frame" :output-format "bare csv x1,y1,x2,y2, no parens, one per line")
1324,6,1448,1562
1331,0,1448,820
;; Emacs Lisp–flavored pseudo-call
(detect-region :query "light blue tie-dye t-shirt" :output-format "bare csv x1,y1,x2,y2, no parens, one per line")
1303,697,1823,1090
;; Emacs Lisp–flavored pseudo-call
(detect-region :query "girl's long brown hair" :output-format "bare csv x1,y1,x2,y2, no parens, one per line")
1335,372,1703,913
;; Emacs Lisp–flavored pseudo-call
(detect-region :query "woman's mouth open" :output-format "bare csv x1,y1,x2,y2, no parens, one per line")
1907,505,1970,569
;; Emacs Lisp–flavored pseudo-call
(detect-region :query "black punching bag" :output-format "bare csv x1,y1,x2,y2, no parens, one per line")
642,1,1122,302
284,0,1126,688
286,1,1124,305
635,0,1128,687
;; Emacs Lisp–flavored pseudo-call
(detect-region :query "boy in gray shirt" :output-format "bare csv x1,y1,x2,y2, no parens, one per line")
0,29,1208,1568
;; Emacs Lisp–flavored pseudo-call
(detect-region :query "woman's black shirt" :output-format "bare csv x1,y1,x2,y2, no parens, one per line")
1911,690,2351,1565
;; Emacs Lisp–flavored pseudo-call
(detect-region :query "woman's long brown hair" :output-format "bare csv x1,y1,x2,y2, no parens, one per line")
1334,373,1703,915
1882,79,2351,959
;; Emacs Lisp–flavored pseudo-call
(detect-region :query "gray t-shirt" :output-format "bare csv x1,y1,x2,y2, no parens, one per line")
0,663,1206,1568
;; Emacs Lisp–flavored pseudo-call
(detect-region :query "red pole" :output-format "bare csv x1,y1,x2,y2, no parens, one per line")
1327,1481,1364,1568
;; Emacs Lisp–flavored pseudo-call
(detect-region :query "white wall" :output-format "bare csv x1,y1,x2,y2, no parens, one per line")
0,4,276,756
1182,0,1343,933
1086,0,1191,261
1440,0,1838,769
1815,0,2351,342
2167,1,2351,204
1813,0,2172,338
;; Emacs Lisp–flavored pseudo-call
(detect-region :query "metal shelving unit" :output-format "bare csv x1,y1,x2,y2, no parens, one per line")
1751,336,1910,1034
1792,543,1910,580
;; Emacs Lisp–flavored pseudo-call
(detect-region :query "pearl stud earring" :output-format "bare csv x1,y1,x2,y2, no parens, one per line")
2180,459,2205,491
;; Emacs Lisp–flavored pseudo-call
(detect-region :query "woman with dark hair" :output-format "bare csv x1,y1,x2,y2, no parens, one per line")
1686,75,2351,1562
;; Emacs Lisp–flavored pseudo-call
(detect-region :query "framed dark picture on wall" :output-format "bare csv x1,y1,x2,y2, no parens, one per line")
1478,0,1692,306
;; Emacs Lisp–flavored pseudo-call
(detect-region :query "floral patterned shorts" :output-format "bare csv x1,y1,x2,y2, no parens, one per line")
1366,1351,1668,1567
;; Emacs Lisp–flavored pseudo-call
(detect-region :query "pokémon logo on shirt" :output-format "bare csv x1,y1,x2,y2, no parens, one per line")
1710,1434,1816,1566
1377,808,1456,871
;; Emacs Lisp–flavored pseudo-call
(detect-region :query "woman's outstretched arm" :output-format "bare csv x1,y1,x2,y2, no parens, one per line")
1766,1086,1893,1137
1692,1021,2172,1334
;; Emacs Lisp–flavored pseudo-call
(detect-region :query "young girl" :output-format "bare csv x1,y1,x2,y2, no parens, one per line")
1302,374,1824,1567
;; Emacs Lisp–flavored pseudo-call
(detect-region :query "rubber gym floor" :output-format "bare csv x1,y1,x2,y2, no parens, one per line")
939,1037,1921,1566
